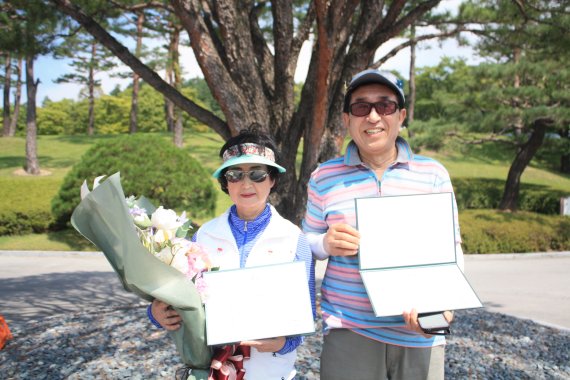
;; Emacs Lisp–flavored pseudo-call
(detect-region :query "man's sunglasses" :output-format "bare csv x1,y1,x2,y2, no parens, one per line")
349,100,399,117
224,169,269,183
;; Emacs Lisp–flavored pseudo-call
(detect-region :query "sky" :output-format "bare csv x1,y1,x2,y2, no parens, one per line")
18,0,481,104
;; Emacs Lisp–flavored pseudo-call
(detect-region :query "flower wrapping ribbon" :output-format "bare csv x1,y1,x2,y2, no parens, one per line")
209,344,251,380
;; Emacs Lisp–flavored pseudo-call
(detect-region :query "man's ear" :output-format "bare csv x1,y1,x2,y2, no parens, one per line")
399,108,407,126
342,112,350,128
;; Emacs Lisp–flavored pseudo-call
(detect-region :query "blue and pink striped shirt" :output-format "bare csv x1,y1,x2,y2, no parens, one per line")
303,137,463,348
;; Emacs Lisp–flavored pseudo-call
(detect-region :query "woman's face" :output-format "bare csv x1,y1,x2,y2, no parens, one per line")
226,163,275,220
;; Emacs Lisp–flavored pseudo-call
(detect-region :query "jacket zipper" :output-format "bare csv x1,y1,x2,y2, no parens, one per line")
240,221,248,268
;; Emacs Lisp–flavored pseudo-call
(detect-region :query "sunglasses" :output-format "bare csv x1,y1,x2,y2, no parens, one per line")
224,169,269,183
349,100,399,117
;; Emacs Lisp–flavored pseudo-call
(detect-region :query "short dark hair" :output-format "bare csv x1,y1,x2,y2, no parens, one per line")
217,125,281,194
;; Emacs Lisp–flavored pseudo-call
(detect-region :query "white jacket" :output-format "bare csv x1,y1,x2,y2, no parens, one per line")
195,205,301,380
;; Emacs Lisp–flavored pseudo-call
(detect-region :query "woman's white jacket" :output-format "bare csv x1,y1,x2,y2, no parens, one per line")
195,205,301,380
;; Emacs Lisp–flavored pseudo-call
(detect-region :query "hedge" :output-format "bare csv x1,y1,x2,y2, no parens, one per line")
0,177,58,235
460,209,570,254
453,178,567,215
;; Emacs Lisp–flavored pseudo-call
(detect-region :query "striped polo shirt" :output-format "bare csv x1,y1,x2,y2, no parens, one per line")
302,137,462,347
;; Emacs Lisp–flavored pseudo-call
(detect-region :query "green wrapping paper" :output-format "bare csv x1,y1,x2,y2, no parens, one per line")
70,172,212,380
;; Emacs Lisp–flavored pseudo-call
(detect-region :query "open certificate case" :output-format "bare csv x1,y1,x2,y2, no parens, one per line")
356,192,482,317
202,261,315,346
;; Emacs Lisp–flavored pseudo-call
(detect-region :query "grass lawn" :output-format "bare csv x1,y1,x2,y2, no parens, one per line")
0,131,569,251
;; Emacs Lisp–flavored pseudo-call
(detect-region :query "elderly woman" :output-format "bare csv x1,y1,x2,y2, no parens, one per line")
148,128,315,380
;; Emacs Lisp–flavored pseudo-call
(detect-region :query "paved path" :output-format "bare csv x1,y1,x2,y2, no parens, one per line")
462,253,570,330
1,251,569,331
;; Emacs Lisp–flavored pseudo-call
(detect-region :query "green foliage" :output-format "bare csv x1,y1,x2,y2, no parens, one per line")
33,81,217,135
94,95,130,134
184,78,224,121
460,210,570,254
37,99,76,135
0,177,59,235
51,134,216,229
454,178,566,214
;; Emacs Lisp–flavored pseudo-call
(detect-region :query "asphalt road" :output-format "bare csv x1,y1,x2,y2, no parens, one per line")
1,251,569,330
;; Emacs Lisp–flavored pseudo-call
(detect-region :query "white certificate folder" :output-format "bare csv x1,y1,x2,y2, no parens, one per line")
356,193,482,317
203,261,315,346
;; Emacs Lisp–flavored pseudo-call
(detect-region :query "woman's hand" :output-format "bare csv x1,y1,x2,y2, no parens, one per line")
151,299,182,331
240,336,286,353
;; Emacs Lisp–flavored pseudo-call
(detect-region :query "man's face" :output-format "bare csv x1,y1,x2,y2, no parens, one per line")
343,83,406,160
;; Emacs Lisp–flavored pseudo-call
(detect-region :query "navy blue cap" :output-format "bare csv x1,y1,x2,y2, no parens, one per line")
343,69,406,111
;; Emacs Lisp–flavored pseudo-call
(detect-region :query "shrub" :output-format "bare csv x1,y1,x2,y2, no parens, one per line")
0,177,59,235
453,178,565,214
0,210,53,235
460,209,570,254
52,134,217,229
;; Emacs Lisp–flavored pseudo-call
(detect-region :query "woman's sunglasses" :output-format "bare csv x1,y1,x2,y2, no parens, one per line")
224,169,269,183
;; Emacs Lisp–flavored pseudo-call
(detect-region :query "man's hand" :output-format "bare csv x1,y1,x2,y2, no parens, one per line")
324,223,360,256
240,336,286,353
151,299,182,331
402,308,454,337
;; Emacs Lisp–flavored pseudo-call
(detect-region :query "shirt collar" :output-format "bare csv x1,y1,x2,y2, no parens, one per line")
228,203,272,234
344,136,413,167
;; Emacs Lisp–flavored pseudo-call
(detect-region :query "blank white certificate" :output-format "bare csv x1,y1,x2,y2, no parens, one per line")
361,264,482,317
357,193,457,270
356,193,482,317
203,261,314,346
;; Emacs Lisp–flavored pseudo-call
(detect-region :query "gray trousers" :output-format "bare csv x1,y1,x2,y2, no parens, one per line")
320,329,445,380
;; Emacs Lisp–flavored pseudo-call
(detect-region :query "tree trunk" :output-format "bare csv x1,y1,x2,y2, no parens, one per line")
52,0,439,224
87,41,96,136
25,55,40,175
407,24,416,138
562,154,570,174
164,67,174,133
164,98,175,132
171,26,183,148
129,12,144,134
560,126,570,174
9,57,23,136
512,47,523,136
173,109,183,147
164,22,177,132
498,118,551,211
2,53,12,137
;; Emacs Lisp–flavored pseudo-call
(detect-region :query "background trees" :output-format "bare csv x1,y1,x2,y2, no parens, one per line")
50,0,453,222
1,0,63,174
411,0,570,212
54,32,116,135
1,0,568,222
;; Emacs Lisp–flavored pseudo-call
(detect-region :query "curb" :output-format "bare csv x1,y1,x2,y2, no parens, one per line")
1,250,569,258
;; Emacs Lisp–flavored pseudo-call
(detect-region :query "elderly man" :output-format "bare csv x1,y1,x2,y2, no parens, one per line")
303,69,462,379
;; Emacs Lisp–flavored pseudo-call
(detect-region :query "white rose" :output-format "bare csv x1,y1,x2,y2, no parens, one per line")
151,207,183,243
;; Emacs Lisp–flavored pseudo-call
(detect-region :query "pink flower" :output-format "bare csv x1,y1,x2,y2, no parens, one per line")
194,277,209,302
183,243,217,303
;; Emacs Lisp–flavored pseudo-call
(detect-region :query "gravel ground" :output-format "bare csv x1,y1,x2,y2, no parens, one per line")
1,302,569,380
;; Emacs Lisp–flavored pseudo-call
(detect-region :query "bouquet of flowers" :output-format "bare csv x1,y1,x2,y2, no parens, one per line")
71,172,213,380
125,195,215,302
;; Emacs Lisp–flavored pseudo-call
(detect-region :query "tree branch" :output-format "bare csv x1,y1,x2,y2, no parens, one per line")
371,26,476,68
50,0,230,139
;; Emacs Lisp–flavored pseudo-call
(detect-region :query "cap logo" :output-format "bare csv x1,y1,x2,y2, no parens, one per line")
222,143,276,163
